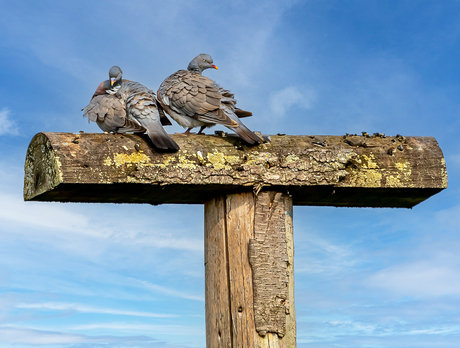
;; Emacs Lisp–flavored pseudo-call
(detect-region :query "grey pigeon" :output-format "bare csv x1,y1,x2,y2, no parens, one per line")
157,54,261,145
83,66,179,151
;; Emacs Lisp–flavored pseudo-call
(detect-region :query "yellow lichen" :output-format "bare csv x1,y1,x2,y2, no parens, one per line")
285,154,300,164
225,155,241,165
152,156,175,169
104,151,152,168
244,152,261,166
104,157,113,166
385,160,412,187
176,155,197,169
207,151,235,170
395,161,409,171
441,158,448,188
360,154,379,169
126,176,138,183
350,170,383,187
386,175,402,187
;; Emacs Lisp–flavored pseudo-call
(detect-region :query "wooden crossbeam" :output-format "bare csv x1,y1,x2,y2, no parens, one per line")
24,132,447,207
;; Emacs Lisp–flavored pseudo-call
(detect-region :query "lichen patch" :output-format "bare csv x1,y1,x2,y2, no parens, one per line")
441,158,448,188
176,155,197,169
207,151,238,170
360,154,379,169
104,151,152,168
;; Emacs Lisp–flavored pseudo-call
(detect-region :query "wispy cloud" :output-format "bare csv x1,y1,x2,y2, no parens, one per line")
295,232,361,276
16,302,177,318
0,326,87,345
0,108,18,136
71,322,203,338
0,189,202,253
138,280,204,302
366,261,460,297
270,85,317,117
0,326,156,345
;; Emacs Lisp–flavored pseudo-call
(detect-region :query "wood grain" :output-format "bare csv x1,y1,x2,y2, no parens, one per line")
205,196,232,348
205,192,295,347
24,132,447,207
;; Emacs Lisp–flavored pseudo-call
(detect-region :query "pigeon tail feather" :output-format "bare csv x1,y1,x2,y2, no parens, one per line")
119,81,179,151
228,123,262,145
116,118,146,133
142,118,180,151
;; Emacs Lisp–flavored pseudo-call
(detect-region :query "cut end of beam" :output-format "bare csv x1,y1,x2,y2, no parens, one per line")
24,132,447,208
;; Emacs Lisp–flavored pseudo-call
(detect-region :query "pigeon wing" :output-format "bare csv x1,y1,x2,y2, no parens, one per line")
160,70,237,127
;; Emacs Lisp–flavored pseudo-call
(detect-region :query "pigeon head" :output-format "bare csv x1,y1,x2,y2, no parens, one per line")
109,66,123,87
187,54,218,73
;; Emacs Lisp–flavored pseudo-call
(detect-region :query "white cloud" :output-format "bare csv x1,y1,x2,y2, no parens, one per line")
0,192,94,234
366,261,460,297
0,108,18,136
0,326,86,345
0,326,157,345
71,322,203,337
138,279,204,302
295,232,361,276
435,204,460,232
270,86,317,117
17,302,176,318
0,190,202,253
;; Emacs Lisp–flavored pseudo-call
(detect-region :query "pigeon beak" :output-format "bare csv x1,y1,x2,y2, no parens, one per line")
110,77,116,86
211,64,218,70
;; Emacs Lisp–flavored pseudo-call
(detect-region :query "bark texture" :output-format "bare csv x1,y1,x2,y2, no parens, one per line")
249,192,292,338
24,132,447,207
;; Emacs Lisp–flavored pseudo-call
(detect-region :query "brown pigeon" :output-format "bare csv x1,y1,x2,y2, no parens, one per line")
157,54,261,145
83,66,179,151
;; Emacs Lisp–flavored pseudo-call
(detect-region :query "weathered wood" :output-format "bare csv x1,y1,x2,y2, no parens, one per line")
205,197,232,347
226,193,257,347
284,199,296,348
24,132,447,207
205,192,295,347
249,192,291,338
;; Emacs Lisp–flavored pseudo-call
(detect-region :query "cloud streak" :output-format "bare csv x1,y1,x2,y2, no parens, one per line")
270,85,317,117
0,108,18,136
0,326,157,345
16,302,177,318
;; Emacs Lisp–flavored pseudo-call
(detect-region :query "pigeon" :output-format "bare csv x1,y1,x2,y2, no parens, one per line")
83,66,179,151
157,54,262,145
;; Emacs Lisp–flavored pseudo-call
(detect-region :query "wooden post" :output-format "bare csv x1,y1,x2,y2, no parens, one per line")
205,191,295,347
23,132,448,347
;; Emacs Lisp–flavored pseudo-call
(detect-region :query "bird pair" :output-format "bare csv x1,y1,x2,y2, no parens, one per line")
82,54,262,152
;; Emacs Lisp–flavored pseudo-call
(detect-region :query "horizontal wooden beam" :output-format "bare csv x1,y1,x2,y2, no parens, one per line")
24,132,447,208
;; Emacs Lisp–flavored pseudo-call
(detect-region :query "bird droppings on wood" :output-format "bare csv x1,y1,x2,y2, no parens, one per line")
24,132,447,207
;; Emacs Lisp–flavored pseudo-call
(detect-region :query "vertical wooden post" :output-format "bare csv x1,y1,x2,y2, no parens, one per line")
205,191,296,347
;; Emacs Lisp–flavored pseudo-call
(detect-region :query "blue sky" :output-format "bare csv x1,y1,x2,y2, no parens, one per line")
1,0,460,347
